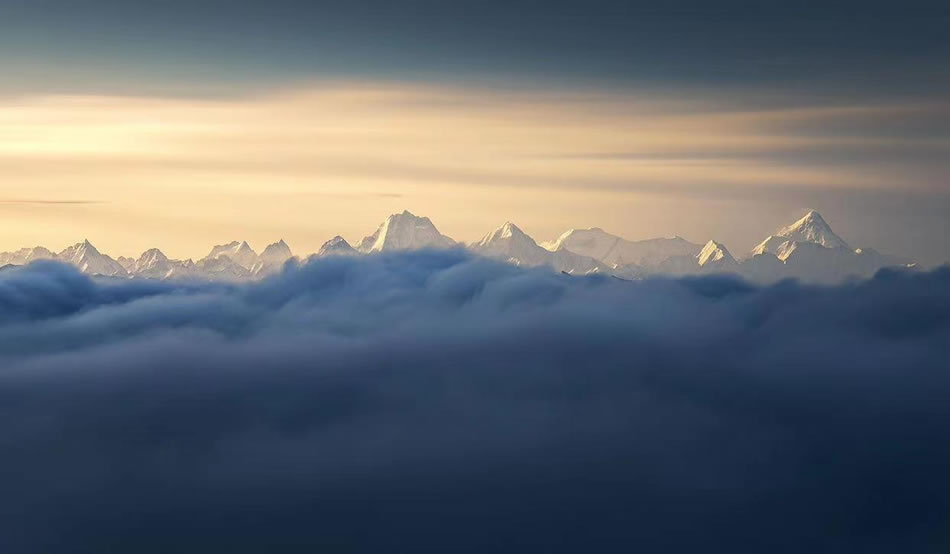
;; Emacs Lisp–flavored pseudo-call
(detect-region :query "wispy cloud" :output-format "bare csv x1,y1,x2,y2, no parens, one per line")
2,83,945,195
0,81,947,261
0,199,103,205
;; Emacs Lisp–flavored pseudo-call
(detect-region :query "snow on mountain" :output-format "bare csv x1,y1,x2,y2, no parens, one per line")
203,241,259,270
472,222,605,274
252,239,294,275
777,241,866,284
636,239,738,276
356,211,455,253
549,248,607,275
116,256,136,272
854,247,910,272
128,248,198,280
752,210,849,257
194,255,251,281
738,253,785,284
132,248,172,278
165,259,197,280
543,227,702,268
540,228,618,259
0,246,56,266
742,210,911,283
697,240,738,269
57,240,128,277
317,236,359,257
259,239,292,261
654,254,704,275
472,222,551,266
0,209,918,283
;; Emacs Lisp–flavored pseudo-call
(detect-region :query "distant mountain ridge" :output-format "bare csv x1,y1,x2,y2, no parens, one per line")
471,222,607,274
542,228,701,267
0,210,919,284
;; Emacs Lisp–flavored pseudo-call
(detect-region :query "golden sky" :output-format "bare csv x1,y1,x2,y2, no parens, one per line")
0,81,946,261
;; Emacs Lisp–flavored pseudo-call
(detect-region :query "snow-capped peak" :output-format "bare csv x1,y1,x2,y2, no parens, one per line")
260,239,292,261
249,240,294,276
697,240,737,267
136,248,168,266
355,211,455,253
752,210,850,257
57,240,127,277
130,248,190,279
204,240,259,270
0,246,56,266
471,221,605,273
475,222,532,247
777,210,849,249
543,227,702,267
318,236,358,256
471,221,550,266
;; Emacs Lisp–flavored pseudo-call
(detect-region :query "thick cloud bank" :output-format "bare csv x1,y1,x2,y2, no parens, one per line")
1,252,949,553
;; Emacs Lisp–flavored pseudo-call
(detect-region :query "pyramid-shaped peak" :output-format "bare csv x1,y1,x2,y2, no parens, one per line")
138,248,167,261
391,210,437,223
203,240,259,270
207,240,255,255
697,240,736,267
64,239,100,256
393,210,423,220
775,210,848,250
476,222,534,248
500,221,527,237
790,210,831,230
318,235,358,256
263,239,288,249
321,235,350,249
55,239,126,276
260,239,293,260
357,211,454,253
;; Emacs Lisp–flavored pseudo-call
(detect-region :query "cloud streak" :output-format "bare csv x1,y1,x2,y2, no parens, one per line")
0,199,103,205
1,253,949,552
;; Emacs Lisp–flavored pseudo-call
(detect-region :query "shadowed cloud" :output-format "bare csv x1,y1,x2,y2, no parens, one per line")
1,253,949,552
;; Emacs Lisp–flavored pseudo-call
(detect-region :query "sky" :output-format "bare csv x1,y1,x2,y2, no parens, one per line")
1,1,949,264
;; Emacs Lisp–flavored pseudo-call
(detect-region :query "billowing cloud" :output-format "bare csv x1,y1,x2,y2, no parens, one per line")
1,253,949,552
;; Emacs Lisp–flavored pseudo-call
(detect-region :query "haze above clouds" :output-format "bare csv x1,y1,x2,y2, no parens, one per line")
1,83,949,264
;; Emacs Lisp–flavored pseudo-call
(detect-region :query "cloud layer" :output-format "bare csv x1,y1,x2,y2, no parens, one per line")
1,253,950,553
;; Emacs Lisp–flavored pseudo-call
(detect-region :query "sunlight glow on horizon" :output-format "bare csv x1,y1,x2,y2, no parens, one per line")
0,81,947,261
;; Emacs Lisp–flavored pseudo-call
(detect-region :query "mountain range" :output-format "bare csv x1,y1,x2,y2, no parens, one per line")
0,209,918,284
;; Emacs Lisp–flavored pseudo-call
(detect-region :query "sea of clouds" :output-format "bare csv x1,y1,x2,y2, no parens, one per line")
1,251,949,553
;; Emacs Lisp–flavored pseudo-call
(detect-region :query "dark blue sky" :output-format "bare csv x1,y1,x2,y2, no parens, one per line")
2,0,948,98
